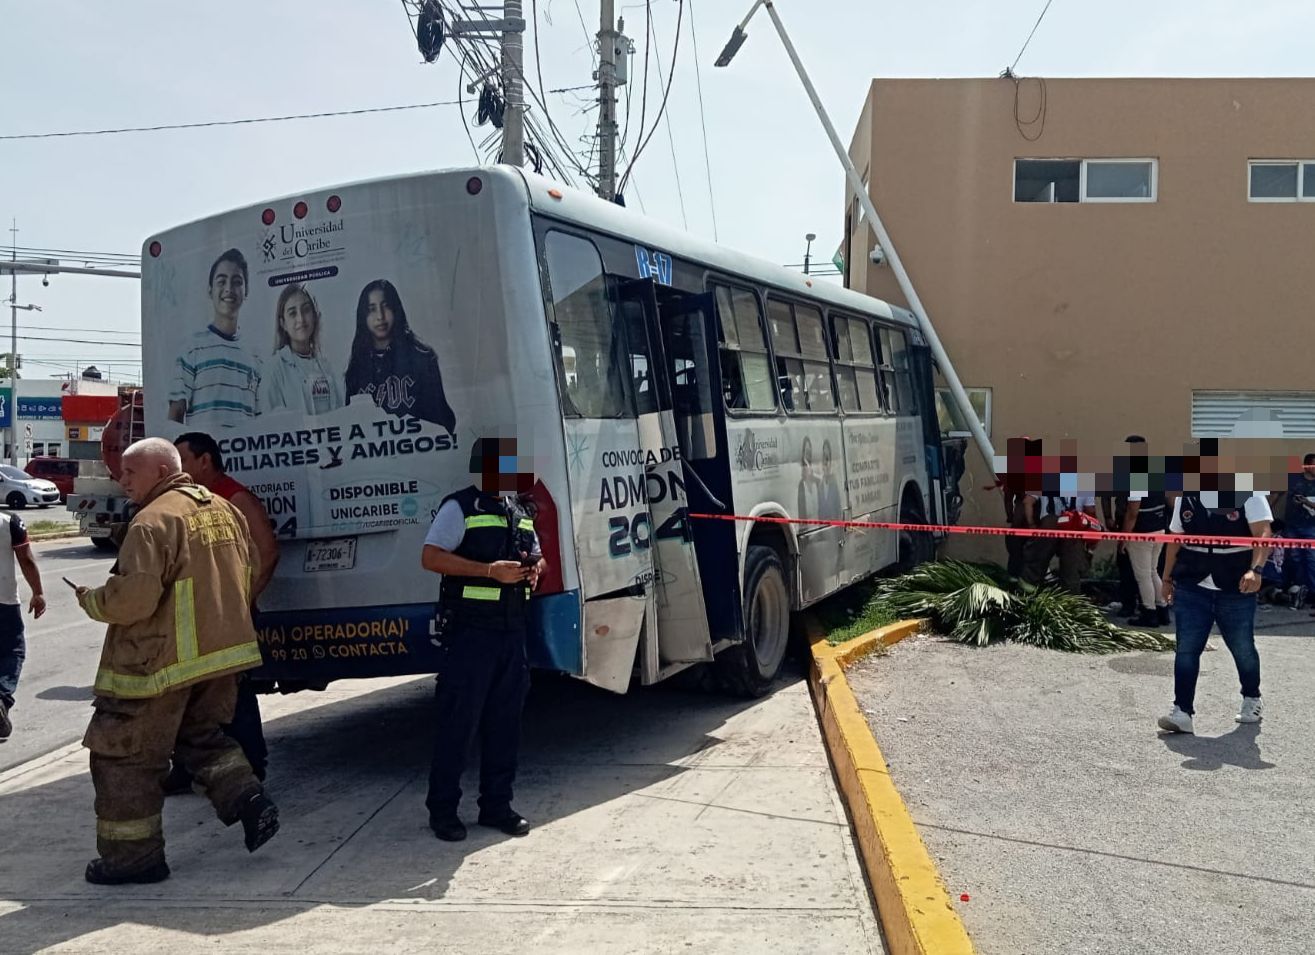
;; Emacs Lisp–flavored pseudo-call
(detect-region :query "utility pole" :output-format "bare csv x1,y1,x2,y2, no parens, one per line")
501,0,526,167
448,4,527,167
8,220,17,467
597,0,620,200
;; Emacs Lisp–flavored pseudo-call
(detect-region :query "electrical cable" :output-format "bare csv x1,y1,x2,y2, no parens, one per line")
647,15,689,229
0,101,463,141
448,13,587,183
1009,0,1056,75
9,246,138,265
1011,76,1047,143
619,0,682,194
686,0,719,240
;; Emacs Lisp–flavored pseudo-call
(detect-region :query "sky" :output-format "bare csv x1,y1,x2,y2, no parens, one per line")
2,0,1314,385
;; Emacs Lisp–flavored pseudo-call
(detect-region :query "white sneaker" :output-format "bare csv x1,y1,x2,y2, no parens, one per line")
1236,697,1263,724
1157,706,1194,734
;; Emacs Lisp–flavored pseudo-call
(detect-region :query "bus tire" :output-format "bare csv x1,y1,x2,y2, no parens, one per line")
897,491,934,574
91,536,118,552
715,544,790,698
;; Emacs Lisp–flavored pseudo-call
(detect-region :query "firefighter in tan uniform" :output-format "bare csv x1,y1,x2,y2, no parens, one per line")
75,438,279,885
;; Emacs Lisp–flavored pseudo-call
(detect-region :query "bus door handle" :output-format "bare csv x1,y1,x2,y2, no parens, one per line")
681,459,726,513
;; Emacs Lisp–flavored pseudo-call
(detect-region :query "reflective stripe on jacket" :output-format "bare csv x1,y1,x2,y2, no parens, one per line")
80,472,262,699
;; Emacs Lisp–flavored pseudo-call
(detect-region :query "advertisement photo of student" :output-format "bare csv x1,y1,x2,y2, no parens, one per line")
344,279,457,436
258,283,345,416
168,249,263,428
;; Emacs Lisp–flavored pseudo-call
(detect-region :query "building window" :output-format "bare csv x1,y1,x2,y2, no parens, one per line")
935,387,991,438
1247,161,1315,201
1014,158,1157,203
1191,390,1315,438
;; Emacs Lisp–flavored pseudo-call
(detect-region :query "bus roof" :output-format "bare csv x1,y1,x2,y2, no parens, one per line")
145,164,915,328
513,168,914,327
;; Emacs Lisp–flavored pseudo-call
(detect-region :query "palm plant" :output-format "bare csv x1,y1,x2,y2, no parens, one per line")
871,560,1174,653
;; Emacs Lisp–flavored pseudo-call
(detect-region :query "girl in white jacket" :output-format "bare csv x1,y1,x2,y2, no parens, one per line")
259,284,344,416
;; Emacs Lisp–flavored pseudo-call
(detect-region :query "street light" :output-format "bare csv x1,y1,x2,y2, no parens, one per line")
714,0,997,477
804,232,816,275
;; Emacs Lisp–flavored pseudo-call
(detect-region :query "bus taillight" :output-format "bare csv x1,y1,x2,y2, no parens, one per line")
327,194,342,213
293,201,309,219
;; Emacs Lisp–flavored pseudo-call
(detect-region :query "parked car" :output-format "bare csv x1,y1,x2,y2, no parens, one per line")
0,464,61,509
24,456,79,502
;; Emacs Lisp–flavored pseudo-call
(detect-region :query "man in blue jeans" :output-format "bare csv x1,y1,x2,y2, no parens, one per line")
0,513,48,738
1157,465,1273,734
1281,453,1315,609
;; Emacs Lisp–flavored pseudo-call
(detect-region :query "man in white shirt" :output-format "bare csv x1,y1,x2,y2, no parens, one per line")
1157,450,1273,734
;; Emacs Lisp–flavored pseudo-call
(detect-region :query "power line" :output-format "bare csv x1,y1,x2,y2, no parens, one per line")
10,246,138,265
685,0,719,241
619,0,682,194
19,326,139,337
647,13,689,230
15,335,140,346
0,101,464,141
1008,0,1056,74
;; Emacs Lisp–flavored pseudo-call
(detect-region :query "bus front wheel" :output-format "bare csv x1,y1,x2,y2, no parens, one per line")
715,544,790,698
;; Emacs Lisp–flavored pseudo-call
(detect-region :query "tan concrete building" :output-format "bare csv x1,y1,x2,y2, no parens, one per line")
845,77,1315,555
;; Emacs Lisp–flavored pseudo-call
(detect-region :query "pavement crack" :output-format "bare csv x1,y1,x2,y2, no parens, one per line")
918,822,1315,892
288,771,418,897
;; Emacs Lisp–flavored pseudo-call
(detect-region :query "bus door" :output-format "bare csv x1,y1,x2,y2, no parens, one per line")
619,280,736,666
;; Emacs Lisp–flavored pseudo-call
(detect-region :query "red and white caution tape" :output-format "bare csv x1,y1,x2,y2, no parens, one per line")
689,513,1305,551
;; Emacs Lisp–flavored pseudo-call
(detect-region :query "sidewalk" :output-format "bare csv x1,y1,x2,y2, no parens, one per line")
848,617,1315,955
0,672,882,954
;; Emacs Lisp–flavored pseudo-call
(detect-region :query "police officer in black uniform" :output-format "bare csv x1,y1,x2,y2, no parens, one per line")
422,437,545,841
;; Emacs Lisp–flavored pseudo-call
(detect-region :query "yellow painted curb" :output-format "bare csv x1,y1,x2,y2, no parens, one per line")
808,619,976,955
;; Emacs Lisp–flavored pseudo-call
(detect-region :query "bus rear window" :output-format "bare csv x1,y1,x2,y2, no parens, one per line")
545,231,628,418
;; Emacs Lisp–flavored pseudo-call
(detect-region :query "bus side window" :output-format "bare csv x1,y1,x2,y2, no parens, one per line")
883,327,917,413
794,304,836,413
833,315,882,413
712,284,776,413
544,231,629,418
768,299,835,413
618,297,659,416
664,311,716,460
875,326,914,415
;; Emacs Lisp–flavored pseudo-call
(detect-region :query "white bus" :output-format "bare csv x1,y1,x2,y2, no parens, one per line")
141,166,961,696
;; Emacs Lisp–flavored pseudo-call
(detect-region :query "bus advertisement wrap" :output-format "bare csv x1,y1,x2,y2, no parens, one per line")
141,173,580,679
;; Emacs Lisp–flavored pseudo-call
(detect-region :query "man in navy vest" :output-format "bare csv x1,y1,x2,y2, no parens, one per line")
421,437,545,841
1158,442,1273,734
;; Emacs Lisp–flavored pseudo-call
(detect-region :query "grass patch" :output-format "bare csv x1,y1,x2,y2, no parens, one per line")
871,560,1174,654
26,520,73,536
813,579,905,645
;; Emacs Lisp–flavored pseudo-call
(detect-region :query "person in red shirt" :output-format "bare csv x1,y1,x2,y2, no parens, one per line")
160,432,281,789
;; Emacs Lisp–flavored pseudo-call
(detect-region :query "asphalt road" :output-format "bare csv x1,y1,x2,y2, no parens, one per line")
0,537,115,771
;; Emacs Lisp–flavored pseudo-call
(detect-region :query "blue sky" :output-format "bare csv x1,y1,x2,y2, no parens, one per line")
2,0,1312,382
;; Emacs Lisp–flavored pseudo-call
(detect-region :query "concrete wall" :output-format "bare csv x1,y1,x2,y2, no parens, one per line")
848,78,1315,558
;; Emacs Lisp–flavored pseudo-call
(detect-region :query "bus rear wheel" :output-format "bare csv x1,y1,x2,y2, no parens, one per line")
897,492,934,574
715,544,790,698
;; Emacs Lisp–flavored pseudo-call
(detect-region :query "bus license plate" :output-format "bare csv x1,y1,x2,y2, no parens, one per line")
304,538,357,573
